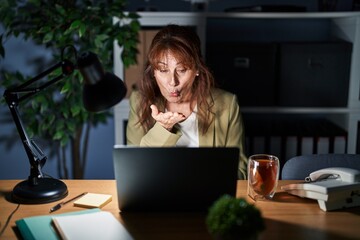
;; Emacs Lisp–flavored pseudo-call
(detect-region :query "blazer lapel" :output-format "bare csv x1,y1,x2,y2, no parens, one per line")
199,109,217,147
199,90,217,146
199,113,216,146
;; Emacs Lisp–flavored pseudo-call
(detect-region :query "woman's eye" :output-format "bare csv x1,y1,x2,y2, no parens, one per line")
177,69,187,74
159,69,168,73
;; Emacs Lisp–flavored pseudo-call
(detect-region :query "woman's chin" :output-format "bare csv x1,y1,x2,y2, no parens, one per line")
166,97,182,103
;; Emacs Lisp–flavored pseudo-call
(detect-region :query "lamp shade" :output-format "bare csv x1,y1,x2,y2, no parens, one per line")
77,52,126,112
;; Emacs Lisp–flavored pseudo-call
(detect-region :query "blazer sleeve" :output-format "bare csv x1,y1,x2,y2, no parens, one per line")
126,91,182,146
227,94,248,180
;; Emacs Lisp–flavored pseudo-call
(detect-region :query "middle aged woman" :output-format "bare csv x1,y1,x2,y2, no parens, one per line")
126,24,248,179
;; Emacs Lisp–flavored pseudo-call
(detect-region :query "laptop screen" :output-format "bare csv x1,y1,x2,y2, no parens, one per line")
113,146,239,212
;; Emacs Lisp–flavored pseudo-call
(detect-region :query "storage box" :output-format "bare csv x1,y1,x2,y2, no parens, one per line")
206,42,278,106
278,42,352,107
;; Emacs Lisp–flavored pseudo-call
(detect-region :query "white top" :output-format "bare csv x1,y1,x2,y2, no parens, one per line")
176,111,199,147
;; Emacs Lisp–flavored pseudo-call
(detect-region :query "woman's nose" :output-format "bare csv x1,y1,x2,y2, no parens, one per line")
168,74,179,87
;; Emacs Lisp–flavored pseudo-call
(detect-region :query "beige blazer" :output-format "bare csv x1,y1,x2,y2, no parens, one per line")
126,88,248,179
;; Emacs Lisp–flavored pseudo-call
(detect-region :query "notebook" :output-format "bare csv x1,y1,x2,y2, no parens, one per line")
113,146,239,212
52,211,133,240
16,209,101,240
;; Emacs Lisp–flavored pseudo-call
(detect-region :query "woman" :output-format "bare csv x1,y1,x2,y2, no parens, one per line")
126,24,248,179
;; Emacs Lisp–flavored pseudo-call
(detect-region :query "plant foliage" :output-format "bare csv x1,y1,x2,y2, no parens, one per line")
206,195,265,239
0,0,140,178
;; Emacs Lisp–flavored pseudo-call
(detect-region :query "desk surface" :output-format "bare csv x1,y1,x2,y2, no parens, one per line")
1,180,360,240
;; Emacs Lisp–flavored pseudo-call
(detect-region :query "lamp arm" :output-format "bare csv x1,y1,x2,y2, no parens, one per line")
6,60,74,103
5,98,47,184
3,60,75,185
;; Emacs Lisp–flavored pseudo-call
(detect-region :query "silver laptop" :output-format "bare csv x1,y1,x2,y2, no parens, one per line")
113,146,239,212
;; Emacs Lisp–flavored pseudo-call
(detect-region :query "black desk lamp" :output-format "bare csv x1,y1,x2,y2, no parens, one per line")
3,46,126,204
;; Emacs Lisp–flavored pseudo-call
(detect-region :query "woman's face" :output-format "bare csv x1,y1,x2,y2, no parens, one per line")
154,52,197,103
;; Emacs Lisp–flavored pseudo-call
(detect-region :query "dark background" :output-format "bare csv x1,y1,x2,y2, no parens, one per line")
0,0,356,179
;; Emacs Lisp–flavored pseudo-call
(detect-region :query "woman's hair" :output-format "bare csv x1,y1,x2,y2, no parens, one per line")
137,24,215,134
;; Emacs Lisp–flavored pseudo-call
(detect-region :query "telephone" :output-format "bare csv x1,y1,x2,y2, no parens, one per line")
305,167,360,183
282,167,360,211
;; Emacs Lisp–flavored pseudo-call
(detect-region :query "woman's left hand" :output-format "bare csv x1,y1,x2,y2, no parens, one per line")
150,104,186,131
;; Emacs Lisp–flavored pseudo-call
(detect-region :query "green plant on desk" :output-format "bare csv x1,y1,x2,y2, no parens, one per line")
206,195,265,240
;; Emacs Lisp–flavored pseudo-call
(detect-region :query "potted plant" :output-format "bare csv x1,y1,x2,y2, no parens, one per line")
0,0,140,178
206,195,265,240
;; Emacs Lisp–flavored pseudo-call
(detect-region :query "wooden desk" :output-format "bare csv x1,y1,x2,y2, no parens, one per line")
1,180,360,240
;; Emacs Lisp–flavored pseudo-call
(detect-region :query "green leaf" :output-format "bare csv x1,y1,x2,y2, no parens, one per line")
38,26,51,34
62,107,70,118
130,20,141,31
71,105,81,116
60,136,69,147
56,120,65,131
60,80,71,94
40,102,49,114
31,100,39,109
66,121,76,132
96,34,109,41
43,32,53,43
79,22,86,38
55,4,66,16
63,28,73,36
53,131,63,140
48,115,56,125
69,20,82,30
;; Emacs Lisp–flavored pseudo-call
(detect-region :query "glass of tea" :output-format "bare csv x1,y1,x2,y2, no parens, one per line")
247,154,280,201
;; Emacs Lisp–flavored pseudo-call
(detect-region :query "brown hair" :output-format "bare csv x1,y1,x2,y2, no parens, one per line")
137,24,215,134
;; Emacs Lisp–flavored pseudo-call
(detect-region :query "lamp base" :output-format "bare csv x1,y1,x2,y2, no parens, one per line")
12,178,68,204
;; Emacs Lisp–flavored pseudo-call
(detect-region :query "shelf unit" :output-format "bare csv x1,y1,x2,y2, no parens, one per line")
113,11,360,154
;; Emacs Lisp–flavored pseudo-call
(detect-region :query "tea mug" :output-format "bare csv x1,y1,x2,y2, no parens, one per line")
247,154,280,201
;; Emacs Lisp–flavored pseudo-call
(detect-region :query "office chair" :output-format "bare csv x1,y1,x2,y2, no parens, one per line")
281,154,360,180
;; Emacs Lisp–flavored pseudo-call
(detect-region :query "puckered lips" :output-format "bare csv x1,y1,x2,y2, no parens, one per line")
169,89,180,98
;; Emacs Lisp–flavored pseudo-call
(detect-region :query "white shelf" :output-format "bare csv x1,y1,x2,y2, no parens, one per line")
241,107,360,114
138,11,360,19
114,11,360,153
205,11,360,18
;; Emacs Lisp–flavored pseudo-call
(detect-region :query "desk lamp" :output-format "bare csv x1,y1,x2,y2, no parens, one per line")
3,46,126,204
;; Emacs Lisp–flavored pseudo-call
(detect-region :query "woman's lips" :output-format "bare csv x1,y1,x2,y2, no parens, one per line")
169,90,180,97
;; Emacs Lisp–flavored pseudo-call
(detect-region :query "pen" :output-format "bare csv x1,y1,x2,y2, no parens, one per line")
50,192,88,213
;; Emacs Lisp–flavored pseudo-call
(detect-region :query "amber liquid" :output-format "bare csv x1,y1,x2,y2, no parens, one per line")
249,159,278,196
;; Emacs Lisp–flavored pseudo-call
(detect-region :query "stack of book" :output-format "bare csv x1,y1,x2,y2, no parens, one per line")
16,209,133,240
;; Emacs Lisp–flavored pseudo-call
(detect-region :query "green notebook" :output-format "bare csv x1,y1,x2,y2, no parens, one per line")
15,208,100,240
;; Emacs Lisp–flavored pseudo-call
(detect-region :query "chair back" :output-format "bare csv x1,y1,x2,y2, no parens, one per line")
281,154,360,180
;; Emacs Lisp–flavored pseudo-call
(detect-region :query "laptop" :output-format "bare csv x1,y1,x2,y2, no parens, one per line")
113,146,239,212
